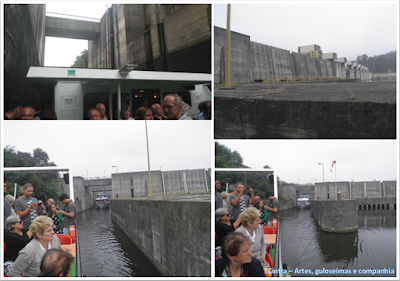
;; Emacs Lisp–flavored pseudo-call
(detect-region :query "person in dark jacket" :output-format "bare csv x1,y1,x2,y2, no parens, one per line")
215,232,265,277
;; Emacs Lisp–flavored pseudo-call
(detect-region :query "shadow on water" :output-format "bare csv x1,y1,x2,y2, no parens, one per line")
76,208,161,277
280,208,396,277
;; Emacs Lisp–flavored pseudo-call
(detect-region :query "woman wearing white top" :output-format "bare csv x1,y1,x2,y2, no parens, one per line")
234,207,268,267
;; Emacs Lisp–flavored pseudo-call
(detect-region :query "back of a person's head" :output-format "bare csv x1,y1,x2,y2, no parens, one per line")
4,95,22,113
59,193,69,201
40,248,73,277
265,191,273,198
44,105,57,120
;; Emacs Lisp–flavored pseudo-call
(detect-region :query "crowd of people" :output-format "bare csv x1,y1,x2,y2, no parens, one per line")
4,95,211,121
215,180,280,277
3,182,76,277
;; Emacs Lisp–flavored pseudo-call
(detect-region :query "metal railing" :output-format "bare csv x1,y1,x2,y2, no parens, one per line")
46,12,100,23
273,215,281,277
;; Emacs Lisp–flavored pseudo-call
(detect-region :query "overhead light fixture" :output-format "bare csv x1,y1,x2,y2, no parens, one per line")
119,64,138,73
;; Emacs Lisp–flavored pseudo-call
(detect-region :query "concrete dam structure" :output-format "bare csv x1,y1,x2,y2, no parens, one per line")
4,4,211,103
214,26,371,84
57,168,211,276
279,180,396,210
214,28,395,139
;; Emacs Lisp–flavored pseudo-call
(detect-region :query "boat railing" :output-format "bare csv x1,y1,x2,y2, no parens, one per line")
75,221,82,277
272,215,281,277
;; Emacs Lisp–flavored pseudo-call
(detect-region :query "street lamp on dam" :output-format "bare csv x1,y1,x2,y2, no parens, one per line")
318,163,325,200
112,165,120,198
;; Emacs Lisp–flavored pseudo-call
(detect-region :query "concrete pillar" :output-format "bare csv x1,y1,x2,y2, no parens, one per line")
311,199,358,233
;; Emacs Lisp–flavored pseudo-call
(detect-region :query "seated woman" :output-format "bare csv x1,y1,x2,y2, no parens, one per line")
47,203,63,234
135,106,154,120
3,215,33,275
120,105,135,120
235,207,268,266
215,208,241,247
255,200,268,226
8,216,61,277
215,232,265,277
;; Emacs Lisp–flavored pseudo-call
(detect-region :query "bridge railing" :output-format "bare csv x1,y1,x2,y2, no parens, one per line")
46,12,100,23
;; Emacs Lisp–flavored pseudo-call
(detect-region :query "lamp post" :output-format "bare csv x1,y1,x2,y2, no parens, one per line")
112,165,120,198
318,163,325,200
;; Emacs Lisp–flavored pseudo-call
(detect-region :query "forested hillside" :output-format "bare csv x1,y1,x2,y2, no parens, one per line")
215,142,274,200
356,51,396,73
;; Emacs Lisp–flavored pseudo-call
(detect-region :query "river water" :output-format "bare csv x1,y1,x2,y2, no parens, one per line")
75,208,161,277
280,208,396,277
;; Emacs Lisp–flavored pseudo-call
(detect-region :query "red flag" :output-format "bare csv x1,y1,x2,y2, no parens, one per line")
330,161,336,172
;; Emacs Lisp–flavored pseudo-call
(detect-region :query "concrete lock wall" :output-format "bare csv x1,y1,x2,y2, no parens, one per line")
311,199,358,233
89,4,211,73
214,26,251,84
214,97,395,139
111,169,211,198
280,184,297,200
214,26,358,84
111,198,211,276
4,4,46,101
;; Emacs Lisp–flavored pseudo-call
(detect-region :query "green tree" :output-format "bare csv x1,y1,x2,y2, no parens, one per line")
4,146,61,199
71,49,88,68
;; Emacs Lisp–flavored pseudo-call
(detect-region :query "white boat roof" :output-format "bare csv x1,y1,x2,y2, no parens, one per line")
27,66,211,85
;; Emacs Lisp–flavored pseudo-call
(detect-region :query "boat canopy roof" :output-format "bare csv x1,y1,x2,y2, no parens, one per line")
26,66,211,89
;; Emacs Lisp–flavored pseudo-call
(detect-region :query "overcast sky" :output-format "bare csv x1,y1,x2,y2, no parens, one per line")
44,2,113,67
3,121,211,179
214,3,398,61
216,140,397,185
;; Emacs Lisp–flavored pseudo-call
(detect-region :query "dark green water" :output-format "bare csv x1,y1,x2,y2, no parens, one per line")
75,208,161,277
280,208,396,277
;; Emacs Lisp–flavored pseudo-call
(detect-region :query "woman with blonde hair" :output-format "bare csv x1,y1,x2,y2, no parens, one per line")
234,207,268,267
134,106,154,120
8,216,61,277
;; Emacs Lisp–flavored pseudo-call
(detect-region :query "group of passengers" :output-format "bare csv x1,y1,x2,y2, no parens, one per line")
4,94,211,121
215,181,280,277
4,97,57,120
3,183,75,277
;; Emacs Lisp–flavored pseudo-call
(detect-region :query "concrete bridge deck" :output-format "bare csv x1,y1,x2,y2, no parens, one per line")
45,16,100,40
214,81,396,139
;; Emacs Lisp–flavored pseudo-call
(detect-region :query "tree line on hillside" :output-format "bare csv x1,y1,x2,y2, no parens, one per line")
4,146,61,200
356,51,396,73
215,142,275,200
71,49,88,68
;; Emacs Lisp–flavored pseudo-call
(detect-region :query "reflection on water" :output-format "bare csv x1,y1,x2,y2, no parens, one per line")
76,208,161,277
280,208,396,277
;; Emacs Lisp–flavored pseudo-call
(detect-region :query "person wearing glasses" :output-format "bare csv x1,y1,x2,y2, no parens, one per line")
4,215,33,275
134,107,154,120
215,208,242,247
8,216,61,277
163,94,192,120
234,207,268,267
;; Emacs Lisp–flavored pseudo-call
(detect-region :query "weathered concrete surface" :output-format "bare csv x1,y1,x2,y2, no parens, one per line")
90,4,211,72
315,180,397,199
111,194,211,276
214,81,396,139
4,4,45,101
111,169,211,198
311,199,358,233
45,16,100,40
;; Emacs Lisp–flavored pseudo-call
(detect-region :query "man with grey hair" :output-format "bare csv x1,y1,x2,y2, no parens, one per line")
88,108,102,120
162,94,192,120
151,103,166,120
14,183,44,230
228,182,255,220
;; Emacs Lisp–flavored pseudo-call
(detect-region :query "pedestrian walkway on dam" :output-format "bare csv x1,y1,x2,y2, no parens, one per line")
215,81,396,103
113,193,211,202
214,81,396,139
